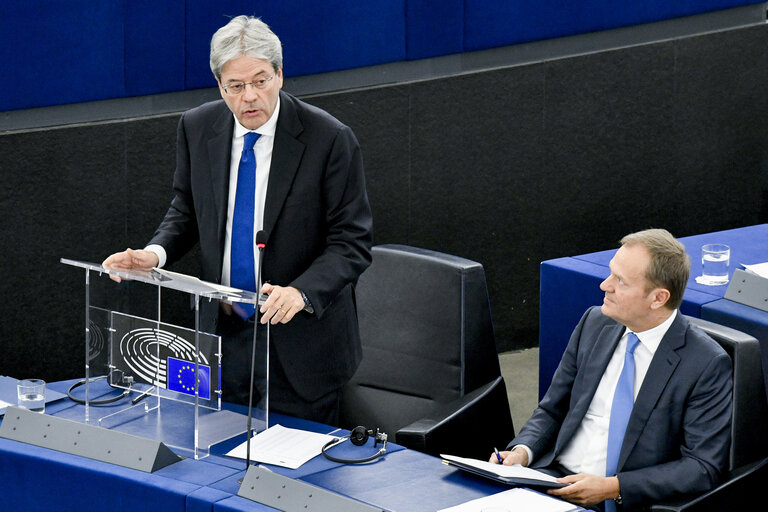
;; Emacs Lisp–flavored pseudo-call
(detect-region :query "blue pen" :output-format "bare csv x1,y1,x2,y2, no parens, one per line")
494,447,503,463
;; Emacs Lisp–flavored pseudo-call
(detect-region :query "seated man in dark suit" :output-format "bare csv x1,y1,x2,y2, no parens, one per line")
492,228,732,511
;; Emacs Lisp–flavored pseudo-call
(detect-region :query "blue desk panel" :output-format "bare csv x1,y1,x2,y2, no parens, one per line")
302,448,509,512
539,224,768,398
0,384,349,511
539,258,607,396
186,486,240,512
1,381,494,512
212,496,277,511
0,436,200,512
573,224,768,297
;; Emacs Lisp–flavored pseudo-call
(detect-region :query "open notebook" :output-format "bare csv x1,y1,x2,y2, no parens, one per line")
441,454,566,489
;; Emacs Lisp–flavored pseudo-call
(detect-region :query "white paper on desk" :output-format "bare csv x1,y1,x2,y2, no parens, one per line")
0,398,13,416
742,262,768,280
437,487,580,512
225,423,341,469
441,454,563,485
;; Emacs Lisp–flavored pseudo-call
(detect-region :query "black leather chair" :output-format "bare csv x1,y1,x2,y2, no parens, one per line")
339,244,515,459
651,316,768,511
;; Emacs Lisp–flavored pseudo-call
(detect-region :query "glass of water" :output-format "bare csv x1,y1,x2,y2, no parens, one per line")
701,243,730,286
17,379,46,413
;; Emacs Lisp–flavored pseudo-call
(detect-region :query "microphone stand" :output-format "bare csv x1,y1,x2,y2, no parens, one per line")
245,232,267,471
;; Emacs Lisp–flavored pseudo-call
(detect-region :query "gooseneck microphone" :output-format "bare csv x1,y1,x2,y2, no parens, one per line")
245,230,268,470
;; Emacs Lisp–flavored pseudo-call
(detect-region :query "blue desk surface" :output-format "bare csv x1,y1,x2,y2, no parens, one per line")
0,380,519,512
572,224,768,298
539,224,768,398
303,448,509,512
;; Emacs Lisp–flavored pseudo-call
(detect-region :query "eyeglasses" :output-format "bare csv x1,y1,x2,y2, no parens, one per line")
221,75,275,95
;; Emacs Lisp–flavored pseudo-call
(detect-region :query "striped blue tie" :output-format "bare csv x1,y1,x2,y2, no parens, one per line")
605,332,640,512
230,131,260,319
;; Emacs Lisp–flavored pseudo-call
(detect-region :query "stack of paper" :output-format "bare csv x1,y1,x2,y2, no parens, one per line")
437,487,580,512
743,262,768,279
226,424,341,469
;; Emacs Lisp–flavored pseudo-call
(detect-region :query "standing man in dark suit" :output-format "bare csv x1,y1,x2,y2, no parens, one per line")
103,16,373,424
491,229,732,510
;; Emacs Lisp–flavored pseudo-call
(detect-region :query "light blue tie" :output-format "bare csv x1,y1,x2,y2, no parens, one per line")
605,332,641,512
230,132,260,319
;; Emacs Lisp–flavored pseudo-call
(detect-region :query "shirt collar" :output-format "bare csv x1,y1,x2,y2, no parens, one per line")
627,309,678,354
233,95,281,139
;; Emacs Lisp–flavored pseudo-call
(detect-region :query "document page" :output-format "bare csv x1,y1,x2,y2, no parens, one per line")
0,398,12,416
743,262,768,279
0,376,17,415
437,487,580,512
226,424,341,469
441,454,563,485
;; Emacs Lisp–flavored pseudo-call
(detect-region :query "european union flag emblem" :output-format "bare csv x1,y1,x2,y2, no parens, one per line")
166,357,211,399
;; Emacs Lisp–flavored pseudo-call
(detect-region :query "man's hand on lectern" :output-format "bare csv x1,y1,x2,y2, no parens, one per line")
102,248,159,283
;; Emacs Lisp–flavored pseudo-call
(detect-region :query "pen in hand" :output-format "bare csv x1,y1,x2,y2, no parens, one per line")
494,447,503,464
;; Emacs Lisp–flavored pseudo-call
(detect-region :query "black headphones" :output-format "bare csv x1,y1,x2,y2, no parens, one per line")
321,426,388,464
67,374,133,406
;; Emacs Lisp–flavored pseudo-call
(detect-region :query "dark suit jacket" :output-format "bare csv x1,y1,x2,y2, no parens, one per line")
148,91,373,402
511,307,732,510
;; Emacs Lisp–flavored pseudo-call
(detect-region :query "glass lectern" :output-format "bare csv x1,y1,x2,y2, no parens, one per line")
61,258,269,460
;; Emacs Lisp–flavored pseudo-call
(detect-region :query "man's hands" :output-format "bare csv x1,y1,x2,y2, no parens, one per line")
488,448,621,508
259,283,305,325
548,474,620,507
488,446,529,467
102,249,159,282
103,250,308,326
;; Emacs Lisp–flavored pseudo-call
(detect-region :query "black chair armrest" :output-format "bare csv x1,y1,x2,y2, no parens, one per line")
650,457,768,511
395,376,514,459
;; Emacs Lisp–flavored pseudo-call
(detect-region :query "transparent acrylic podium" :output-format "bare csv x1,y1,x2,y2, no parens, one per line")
61,258,268,460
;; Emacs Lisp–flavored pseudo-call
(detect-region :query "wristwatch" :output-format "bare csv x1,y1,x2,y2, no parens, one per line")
300,290,314,314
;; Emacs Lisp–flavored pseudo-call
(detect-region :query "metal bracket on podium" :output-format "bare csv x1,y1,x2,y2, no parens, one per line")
238,465,385,512
725,269,768,313
0,406,182,472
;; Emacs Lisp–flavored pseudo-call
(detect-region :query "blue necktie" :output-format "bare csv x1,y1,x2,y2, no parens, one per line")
230,132,260,319
605,332,641,512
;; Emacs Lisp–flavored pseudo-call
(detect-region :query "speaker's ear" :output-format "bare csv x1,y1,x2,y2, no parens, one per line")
349,426,370,446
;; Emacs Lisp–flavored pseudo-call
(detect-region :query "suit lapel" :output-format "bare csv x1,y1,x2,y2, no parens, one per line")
263,91,306,239
554,323,624,458
207,104,234,275
618,313,685,470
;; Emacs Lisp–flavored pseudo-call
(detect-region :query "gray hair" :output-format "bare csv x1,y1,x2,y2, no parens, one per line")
210,16,283,79
620,228,690,310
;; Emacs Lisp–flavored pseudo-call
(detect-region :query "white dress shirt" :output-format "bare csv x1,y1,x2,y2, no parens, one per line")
220,98,280,288
146,97,281,288
518,310,677,475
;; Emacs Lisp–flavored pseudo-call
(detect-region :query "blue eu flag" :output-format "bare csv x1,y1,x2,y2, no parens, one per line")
167,357,211,399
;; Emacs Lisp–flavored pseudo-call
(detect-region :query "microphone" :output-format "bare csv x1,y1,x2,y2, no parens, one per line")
245,230,268,470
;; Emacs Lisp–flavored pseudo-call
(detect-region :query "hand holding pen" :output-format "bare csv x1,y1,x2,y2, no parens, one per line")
489,446,529,466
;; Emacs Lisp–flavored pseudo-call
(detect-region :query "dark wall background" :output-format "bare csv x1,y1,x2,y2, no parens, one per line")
1,24,767,383
1,0,759,111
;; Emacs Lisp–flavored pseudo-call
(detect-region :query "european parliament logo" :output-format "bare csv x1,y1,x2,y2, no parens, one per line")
167,357,211,399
